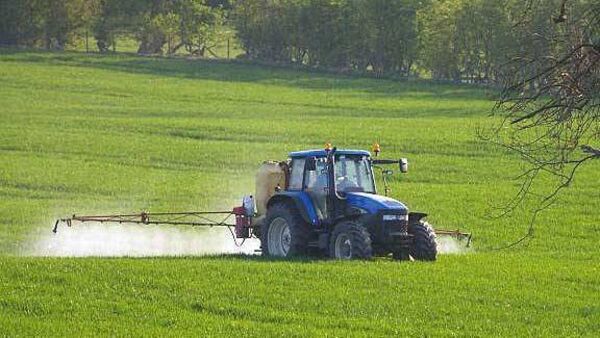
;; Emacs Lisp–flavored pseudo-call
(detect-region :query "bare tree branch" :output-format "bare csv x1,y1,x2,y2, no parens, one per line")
482,1,599,249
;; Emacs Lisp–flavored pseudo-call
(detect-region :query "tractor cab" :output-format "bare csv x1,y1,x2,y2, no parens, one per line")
288,149,377,221
291,149,375,193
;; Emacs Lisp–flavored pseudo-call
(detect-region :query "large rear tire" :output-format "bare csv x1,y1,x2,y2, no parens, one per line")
408,221,437,261
261,203,310,257
329,221,373,260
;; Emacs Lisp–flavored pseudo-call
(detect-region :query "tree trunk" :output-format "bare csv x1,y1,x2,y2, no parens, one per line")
137,33,165,55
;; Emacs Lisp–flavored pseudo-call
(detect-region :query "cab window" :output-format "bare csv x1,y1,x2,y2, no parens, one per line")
304,158,328,191
288,158,305,190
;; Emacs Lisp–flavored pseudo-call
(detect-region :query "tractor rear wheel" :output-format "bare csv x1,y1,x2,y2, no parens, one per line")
261,203,310,257
408,221,437,261
329,222,373,260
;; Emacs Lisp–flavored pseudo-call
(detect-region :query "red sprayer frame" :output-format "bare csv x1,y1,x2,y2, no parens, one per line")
53,206,256,246
233,206,251,238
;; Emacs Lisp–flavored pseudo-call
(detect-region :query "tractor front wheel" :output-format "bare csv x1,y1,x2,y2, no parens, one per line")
261,203,309,257
408,221,437,261
329,222,373,260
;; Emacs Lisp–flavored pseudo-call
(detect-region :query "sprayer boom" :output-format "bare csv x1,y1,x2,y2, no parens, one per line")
434,229,472,247
53,207,255,241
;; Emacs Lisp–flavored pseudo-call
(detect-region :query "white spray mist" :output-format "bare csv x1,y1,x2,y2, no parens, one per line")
436,236,473,255
25,169,262,257
29,223,260,257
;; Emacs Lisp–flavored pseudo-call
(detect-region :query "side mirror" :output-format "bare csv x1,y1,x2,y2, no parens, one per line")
306,157,317,171
399,158,408,173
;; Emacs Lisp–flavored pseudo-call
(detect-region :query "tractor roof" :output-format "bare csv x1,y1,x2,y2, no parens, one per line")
289,149,371,158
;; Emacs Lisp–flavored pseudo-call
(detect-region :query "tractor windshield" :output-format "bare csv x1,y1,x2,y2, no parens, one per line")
335,155,375,193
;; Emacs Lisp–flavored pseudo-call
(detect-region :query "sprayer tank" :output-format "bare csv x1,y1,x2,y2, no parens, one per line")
255,161,287,216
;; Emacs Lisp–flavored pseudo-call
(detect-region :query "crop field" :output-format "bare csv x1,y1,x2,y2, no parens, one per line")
0,49,598,336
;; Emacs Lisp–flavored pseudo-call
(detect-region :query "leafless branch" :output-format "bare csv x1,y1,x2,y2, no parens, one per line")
483,0,599,250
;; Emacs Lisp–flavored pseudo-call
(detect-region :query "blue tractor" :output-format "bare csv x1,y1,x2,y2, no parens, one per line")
255,146,437,260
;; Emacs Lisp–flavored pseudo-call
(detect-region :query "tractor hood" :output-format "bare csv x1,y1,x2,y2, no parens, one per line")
345,192,407,214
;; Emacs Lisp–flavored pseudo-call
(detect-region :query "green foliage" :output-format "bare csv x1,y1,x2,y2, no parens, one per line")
232,0,595,81
1,0,594,81
233,0,421,75
0,0,223,55
357,0,420,76
126,0,225,55
92,0,147,52
174,0,226,56
418,0,515,82
0,0,93,49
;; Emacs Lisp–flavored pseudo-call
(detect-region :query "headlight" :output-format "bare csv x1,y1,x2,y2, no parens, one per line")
383,214,408,221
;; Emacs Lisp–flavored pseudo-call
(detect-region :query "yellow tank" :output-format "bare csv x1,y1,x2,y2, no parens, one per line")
255,161,288,216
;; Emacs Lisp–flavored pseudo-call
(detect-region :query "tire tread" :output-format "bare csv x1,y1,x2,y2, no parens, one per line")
408,221,437,261
329,221,373,260
261,202,310,256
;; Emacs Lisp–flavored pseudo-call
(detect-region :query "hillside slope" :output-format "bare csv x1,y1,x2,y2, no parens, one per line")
0,50,598,336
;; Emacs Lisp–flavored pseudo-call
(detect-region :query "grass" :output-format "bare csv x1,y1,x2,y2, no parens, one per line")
1,255,598,336
0,48,598,336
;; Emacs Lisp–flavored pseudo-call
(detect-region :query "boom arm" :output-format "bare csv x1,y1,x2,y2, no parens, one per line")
53,207,255,244
53,210,237,233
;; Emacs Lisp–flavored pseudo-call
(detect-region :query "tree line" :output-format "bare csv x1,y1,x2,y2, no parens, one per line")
0,0,596,83
0,0,229,55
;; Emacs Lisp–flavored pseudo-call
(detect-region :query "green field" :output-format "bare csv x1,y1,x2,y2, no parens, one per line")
0,49,598,336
